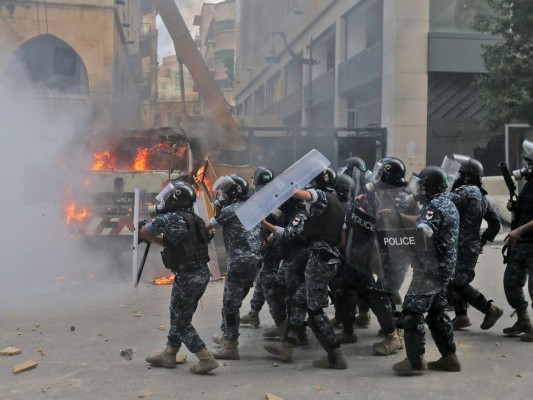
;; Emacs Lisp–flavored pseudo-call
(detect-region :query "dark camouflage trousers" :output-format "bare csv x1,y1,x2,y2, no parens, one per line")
450,249,490,315
283,253,308,328
249,261,266,313
259,251,286,324
167,264,210,353
305,249,340,350
221,260,260,341
402,292,456,358
504,241,533,310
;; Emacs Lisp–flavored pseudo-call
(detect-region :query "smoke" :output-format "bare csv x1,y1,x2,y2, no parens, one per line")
0,53,133,315
157,0,224,61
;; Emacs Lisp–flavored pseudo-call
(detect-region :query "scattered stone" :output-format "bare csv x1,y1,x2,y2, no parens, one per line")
265,393,284,400
272,363,279,367
158,326,165,331
70,326,76,332
314,385,323,391
120,349,133,361
516,374,522,378
134,313,142,318
38,348,47,356
501,354,508,358
0,346,22,356
12,360,38,374
176,354,187,364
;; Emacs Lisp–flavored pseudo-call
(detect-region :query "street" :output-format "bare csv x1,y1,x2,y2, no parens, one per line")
1,244,531,400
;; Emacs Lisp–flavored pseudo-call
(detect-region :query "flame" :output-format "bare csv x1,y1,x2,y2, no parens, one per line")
194,165,213,194
91,150,114,171
55,276,68,281
65,201,91,224
152,273,176,285
133,147,149,171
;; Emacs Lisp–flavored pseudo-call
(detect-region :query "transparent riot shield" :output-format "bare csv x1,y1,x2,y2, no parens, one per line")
441,156,462,193
132,188,153,288
235,149,330,230
194,190,221,281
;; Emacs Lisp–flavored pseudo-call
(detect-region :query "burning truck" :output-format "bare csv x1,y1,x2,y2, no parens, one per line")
65,127,196,256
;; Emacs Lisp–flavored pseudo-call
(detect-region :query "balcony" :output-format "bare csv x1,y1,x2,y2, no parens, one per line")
338,41,382,95
304,69,335,107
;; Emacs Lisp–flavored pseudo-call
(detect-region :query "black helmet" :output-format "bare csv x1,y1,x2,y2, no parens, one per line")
163,181,197,211
335,174,355,200
341,157,367,176
452,154,483,186
313,167,336,191
379,157,406,186
228,174,249,198
253,167,274,190
418,166,448,199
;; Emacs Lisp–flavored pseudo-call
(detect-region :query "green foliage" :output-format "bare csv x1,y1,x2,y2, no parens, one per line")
475,0,533,129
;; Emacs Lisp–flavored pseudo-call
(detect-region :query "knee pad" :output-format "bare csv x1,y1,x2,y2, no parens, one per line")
401,311,424,332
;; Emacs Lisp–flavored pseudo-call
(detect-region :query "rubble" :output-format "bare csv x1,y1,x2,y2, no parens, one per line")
12,360,38,374
120,349,133,361
0,346,22,356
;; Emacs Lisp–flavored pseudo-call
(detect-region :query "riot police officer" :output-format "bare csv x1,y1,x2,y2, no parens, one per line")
291,167,348,369
141,181,219,375
393,166,461,375
207,174,262,360
448,155,503,330
241,167,276,328
503,139,533,342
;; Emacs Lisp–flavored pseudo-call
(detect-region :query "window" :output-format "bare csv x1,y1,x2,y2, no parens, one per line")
347,96,357,128
254,85,265,113
214,20,235,33
265,73,281,108
54,47,77,76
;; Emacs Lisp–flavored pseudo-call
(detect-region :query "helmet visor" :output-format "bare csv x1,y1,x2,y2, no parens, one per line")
155,182,177,205
524,139,533,161
212,176,237,195
441,156,462,193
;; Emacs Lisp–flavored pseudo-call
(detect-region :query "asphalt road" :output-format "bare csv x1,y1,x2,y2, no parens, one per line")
1,244,532,400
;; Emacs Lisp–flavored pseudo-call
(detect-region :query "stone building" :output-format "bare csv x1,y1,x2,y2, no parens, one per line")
0,0,158,130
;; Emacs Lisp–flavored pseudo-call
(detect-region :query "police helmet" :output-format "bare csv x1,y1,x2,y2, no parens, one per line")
341,157,367,176
335,174,355,200
418,166,448,198
253,167,274,189
452,154,483,185
164,181,197,211
379,157,406,186
313,167,336,191
523,139,533,164
228,174,249,198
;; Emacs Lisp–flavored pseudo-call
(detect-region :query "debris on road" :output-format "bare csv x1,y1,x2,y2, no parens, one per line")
266,393,284,400
38,348,47,356
176,354,187,364
120,349,133,361
12,360,38,374
0,346,22,356
70,326,76,332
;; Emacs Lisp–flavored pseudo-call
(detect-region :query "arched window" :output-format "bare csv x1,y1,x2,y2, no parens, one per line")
8,34,88,95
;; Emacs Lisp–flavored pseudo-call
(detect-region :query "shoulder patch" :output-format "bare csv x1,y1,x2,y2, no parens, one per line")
292,217,301,226
425,210,434,220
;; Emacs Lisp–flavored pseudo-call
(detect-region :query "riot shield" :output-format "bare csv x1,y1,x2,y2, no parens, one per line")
194,190,221,281
441,156,461,193
132,188,153,288
235,149,330,230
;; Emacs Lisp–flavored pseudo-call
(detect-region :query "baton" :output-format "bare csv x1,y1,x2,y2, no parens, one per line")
135,241,151,288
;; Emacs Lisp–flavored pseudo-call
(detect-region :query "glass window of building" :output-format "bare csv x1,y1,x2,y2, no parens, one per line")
345,0,383,60
430,0,493,33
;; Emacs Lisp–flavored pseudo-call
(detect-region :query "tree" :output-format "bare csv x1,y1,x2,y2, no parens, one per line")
475,0,533,130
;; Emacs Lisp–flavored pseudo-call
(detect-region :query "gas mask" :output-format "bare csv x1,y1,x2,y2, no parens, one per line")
365,162,384,192
148,182,178,217
513,140,533,180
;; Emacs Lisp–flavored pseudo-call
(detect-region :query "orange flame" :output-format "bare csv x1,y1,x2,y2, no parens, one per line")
133,147,149,171
194,165,213,194
65,201,91,224
152,273,176,285
91,150,113,171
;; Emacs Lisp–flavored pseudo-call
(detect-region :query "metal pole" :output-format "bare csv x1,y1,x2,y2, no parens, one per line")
306,38,314,130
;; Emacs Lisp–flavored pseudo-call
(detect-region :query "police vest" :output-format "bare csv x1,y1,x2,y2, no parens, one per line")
516,180,533,239
162,211,210,270
304,191,345,245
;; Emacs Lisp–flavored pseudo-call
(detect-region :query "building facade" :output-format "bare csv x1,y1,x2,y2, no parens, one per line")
0,0,158,130
233,0,506,176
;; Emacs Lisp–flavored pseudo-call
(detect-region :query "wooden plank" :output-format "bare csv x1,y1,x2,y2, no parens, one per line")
0,346,22,356
265,394,285,400
12,360,38,374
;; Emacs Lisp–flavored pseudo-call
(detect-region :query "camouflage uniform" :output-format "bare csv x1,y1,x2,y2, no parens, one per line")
504,180,533,310
145,213,210,353
259,231,286,325
448,185,500,316
210,201,262,341
401,193,459,368
304,189,343,357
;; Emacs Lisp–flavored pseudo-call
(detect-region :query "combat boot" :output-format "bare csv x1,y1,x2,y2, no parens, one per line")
355,312,371,327
213,339,240,360
335,331,357,344
392,357,427,376
312,347,347,369
452,315,472,330
240,310,260,327
190,348,219,375
427,354,461,372
480,303,503,330
503,309,533,336
393,292,403,305
262,320,287,338
373,330,403,356
520,332,533,342
329,317,342,328
264,342,294,363
145,345,179,368
211,332,224,345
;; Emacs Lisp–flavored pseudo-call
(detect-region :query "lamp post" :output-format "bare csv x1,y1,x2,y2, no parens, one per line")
265,31,320,129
